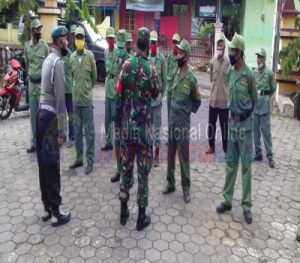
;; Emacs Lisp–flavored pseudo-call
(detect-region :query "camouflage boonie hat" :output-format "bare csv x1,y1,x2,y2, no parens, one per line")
176,39,190,55
51,26,68,40
172,33,180,42
106,27,115,38
126,32,133,42
75,26,85,37
31,18,42,29
137,27,150,42
150,31,158,42
255,48,266,57
70,25,77,34
116,29,127,48
228,33,245,52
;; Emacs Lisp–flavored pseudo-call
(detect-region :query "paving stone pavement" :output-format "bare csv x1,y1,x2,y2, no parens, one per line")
0,82,300,263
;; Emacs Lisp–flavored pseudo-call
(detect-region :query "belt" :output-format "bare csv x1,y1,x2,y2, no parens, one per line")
231,110,252,123
40,104,56,114
107,73,116,79
30,77,41,84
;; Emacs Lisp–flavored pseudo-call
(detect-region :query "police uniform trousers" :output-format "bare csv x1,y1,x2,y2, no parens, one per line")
166,126,190,195
253,112,273,160
104,98,115,147
151,103,162,148
73,106,95,167
65,93,74,141
120,143,152,208
29,81,41,148
36,108,61,211
223,127,252,211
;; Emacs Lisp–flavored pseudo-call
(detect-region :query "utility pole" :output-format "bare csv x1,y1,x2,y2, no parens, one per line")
272,0,283,73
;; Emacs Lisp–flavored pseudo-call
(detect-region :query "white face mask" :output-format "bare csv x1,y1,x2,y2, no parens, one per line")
216,49,223,57
258,63,265,69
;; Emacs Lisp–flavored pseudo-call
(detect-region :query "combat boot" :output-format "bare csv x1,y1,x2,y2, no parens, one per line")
120,201,129,225
153,147,160,167
42,206,51,222
136,207,151,231
51,208,71,227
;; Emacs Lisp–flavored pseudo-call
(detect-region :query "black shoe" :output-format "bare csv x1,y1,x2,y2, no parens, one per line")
183,193,191,204
268,159,275,168
51,210,71,227
101,145,113,151
296,231,300,242
69,161,83,169
162,186,175,195
216,202,232,214
42,209,51,222
111,172,121,183
253,155,263,161
120,202,129,226
84,165,93,175
27,146,36,153
243,210,252,224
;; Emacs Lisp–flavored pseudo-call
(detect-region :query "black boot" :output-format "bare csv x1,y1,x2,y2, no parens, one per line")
153,147,160,167
136,207,151,231
120,201,129,225
51,208,71,227
42,206,51,222
111,172,121,183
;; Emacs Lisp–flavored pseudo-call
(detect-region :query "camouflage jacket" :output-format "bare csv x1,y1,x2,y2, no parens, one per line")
115,50,160,145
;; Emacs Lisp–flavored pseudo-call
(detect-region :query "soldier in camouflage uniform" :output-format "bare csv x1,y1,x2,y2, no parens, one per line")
24,18,49,153
115,27,159,231
110,29,131,183
148,31,167,167
166,33,180,123
126,32,134,57
101,27,117,151
162,39,201,204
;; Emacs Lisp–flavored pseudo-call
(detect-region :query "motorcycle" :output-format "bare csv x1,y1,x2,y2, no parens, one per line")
0,46,29,120
294,77,300,121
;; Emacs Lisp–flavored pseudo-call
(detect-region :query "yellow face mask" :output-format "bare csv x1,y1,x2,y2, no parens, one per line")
75,39,85,51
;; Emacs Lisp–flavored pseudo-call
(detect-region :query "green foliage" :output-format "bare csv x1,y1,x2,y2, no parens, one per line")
198,22,213,37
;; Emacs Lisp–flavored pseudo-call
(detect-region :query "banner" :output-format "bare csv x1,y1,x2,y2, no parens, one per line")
199,6,216,17
126,0,164,12
95,0,119,7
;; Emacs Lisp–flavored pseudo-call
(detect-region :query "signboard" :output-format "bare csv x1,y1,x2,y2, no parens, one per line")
199,6,216,17
95,0,119,7
126,0,164,12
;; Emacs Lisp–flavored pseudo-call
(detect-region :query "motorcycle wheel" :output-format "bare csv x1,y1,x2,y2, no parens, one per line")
0,95,13,120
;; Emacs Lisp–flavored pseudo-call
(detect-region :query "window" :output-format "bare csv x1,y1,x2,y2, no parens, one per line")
124,11,135,31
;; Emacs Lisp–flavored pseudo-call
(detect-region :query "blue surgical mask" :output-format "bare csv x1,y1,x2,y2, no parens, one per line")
229,54,237,66
258,63,264,69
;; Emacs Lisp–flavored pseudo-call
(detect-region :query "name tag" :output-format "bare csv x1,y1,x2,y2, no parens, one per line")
240,79,248,87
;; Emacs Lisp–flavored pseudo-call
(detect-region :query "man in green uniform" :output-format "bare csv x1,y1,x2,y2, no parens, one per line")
216,33,257,224
126,32,134,56
149,31,167,167
166,33,180,122
101,27,116,151
24,18,49,153
69,27,97,175
115,27,159,231
253,48,276,168
110,29,130,183
162,39,201,203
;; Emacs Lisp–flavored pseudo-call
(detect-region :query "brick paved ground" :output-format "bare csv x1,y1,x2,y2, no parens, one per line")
0,81,300,263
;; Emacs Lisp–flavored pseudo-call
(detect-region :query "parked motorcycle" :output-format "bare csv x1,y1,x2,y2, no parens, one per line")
0,47,29,120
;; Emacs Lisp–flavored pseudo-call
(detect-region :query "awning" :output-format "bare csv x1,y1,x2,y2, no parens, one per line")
95,0,119,7
126,0,164,12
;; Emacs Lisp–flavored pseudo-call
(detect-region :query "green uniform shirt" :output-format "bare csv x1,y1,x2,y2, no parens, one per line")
167,53,178,94
70,49,97,106
104,49,117,99
63,49,73,94
169,68,201,129
149,50,167,106
24,39,49,95
253,67,276,115
228,62,257,132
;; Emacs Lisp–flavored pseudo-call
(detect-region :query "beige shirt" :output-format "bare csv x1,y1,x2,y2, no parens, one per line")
209,56,230,109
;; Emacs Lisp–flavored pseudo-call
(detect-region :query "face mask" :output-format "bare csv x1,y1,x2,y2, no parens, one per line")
258,63,264,69
177,56,186,68
150,44,157,56
33,32,41,41
75,39,85,51
61,48,68,57
216,49,223,57
173,47,178,56
107,40,114,50
126,47,132,53
117,48,125,57
229,54,237,66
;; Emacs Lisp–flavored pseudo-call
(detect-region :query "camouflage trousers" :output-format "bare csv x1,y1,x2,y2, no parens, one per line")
119,143,153,208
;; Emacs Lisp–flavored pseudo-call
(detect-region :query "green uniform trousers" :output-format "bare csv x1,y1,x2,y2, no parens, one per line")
253,113,273,160
29,92,40,148
223,129,252,211
166,127,190,195
104,98,115,147
73,106,95,166
167,92,171,125
151,104,162,148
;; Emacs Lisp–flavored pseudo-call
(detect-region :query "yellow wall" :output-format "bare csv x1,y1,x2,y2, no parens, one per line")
282,15,296,28
0,24,21,44
114,9,119,31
